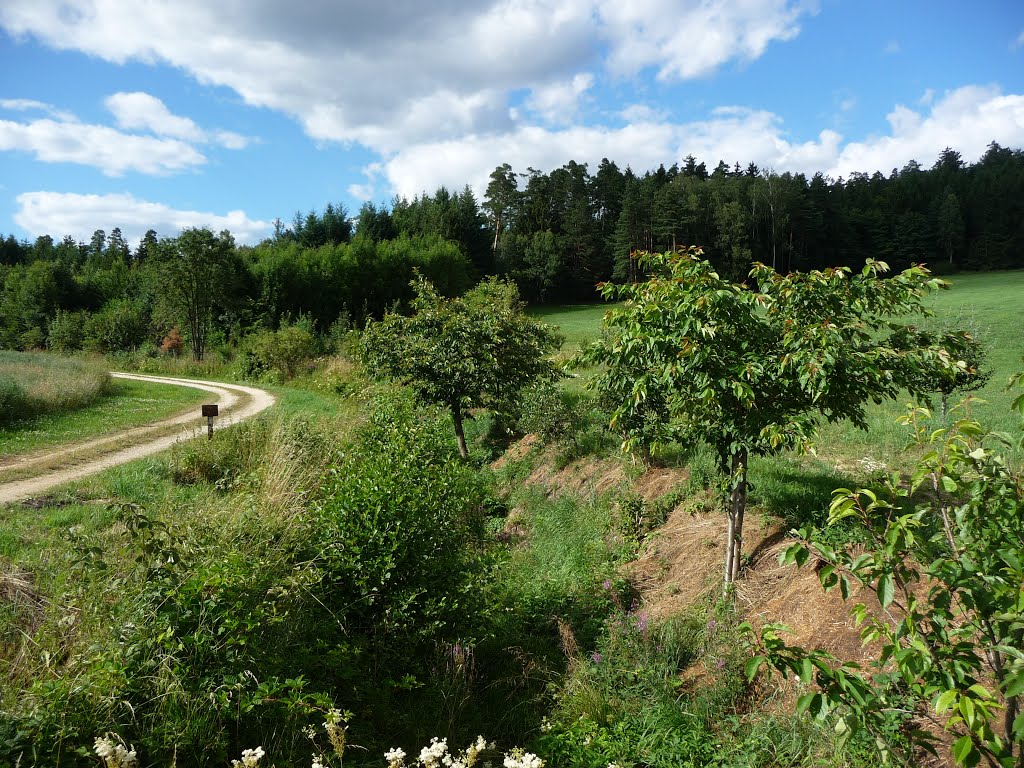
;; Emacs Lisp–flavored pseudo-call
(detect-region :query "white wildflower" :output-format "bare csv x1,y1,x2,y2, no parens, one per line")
94,734,138,768
502,749,544,768
419,737,449,768
312,757,325,768
385,746,407,766
230,746,265,767
463,735,495,766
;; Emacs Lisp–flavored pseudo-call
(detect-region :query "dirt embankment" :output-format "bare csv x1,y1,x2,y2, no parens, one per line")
501,437,884,675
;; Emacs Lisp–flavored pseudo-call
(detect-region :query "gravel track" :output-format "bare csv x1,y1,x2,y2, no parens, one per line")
0,373,276,505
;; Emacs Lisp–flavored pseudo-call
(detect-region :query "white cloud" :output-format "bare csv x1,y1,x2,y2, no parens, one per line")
0,98,75,121
0,92,253,175
619,103,670,123
14,191,271,245
597,0,814,80
105,91,203,141
525,73,595,123
371,85,1024,198
1013,29,1024,49
0,0,813,151
827,85,1024,178
0,116,207,175
105,91,253,148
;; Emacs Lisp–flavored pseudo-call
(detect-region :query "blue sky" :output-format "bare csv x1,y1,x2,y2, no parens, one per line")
1,0,1023,246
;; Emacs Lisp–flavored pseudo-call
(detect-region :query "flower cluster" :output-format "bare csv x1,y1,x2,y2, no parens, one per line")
502,748,544,768
464,735,495,766
386,735,498,768
231,746,265,767
323,708,349,757
94,734,138,768
418,737,449,768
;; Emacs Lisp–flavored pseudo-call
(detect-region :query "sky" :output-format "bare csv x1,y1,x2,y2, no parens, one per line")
1,0,1023,247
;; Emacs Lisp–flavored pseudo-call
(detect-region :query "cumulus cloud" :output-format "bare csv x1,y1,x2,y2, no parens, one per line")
14,191,272,245
0,117,207,175
105,91,203,141
0,0,813,151
105,91,253,148
598,0,813,80
372,85,1024,198
0,92,252,175
826,86,1024,178
525,73,595,123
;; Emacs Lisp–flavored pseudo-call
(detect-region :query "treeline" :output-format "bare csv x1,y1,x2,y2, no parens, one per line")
0,142,1021,356
476,142,1024,299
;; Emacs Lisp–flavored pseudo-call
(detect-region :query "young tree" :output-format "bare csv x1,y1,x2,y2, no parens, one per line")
151,227,235,361
360,276,562,458
751,393,1024,767
576,247,959,588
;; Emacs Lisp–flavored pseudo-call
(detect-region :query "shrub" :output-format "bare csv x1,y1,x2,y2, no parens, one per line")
84,298,149,353
241,322,316,380
47,309,88,352
160,327,183,356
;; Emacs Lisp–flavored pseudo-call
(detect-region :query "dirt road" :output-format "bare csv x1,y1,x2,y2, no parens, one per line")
0,373,276,505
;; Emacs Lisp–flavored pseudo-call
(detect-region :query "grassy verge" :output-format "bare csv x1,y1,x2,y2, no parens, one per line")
0,351,111,424
0,377,207,462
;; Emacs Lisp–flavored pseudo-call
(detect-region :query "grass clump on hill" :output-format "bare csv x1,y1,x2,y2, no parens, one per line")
0,351,112,425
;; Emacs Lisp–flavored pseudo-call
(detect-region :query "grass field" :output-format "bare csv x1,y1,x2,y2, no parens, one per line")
533,270,1024,467
0,351,112,424
0,376,208,460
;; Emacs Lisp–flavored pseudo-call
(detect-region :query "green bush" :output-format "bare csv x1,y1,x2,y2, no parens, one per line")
84,298,149,353
47,309,88,352
307,390,490,664
0,375,27,420
240,321,316,380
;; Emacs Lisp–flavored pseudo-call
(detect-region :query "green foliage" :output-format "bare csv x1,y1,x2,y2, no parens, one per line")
240,319,317,380
83,298,149,353
149,227,237,361
539,604,749,768
750,395,1024,767
898,308,993,418
46,308,88,352
576,248,959,586
361,276,562,457
309,389,491,655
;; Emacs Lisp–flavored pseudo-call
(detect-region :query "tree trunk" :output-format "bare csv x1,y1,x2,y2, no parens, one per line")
451,402,469,459
724,447,749,589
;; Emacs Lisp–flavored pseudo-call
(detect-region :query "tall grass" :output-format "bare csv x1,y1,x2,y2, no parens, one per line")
0,351,112,425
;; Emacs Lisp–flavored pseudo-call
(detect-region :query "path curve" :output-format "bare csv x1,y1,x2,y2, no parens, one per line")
0,373,276,505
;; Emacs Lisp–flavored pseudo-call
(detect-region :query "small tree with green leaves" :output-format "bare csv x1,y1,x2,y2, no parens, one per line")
748,389,1024,767
360,276,562,458
899,309,992,418
576,247,959,589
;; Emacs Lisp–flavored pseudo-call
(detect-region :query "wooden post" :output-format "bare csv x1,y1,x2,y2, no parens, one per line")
202,404,219,440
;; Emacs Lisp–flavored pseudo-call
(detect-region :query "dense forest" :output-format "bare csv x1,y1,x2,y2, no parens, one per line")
1,142,1022,356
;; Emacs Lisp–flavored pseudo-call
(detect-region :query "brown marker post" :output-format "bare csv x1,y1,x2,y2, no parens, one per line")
202,404,219,439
